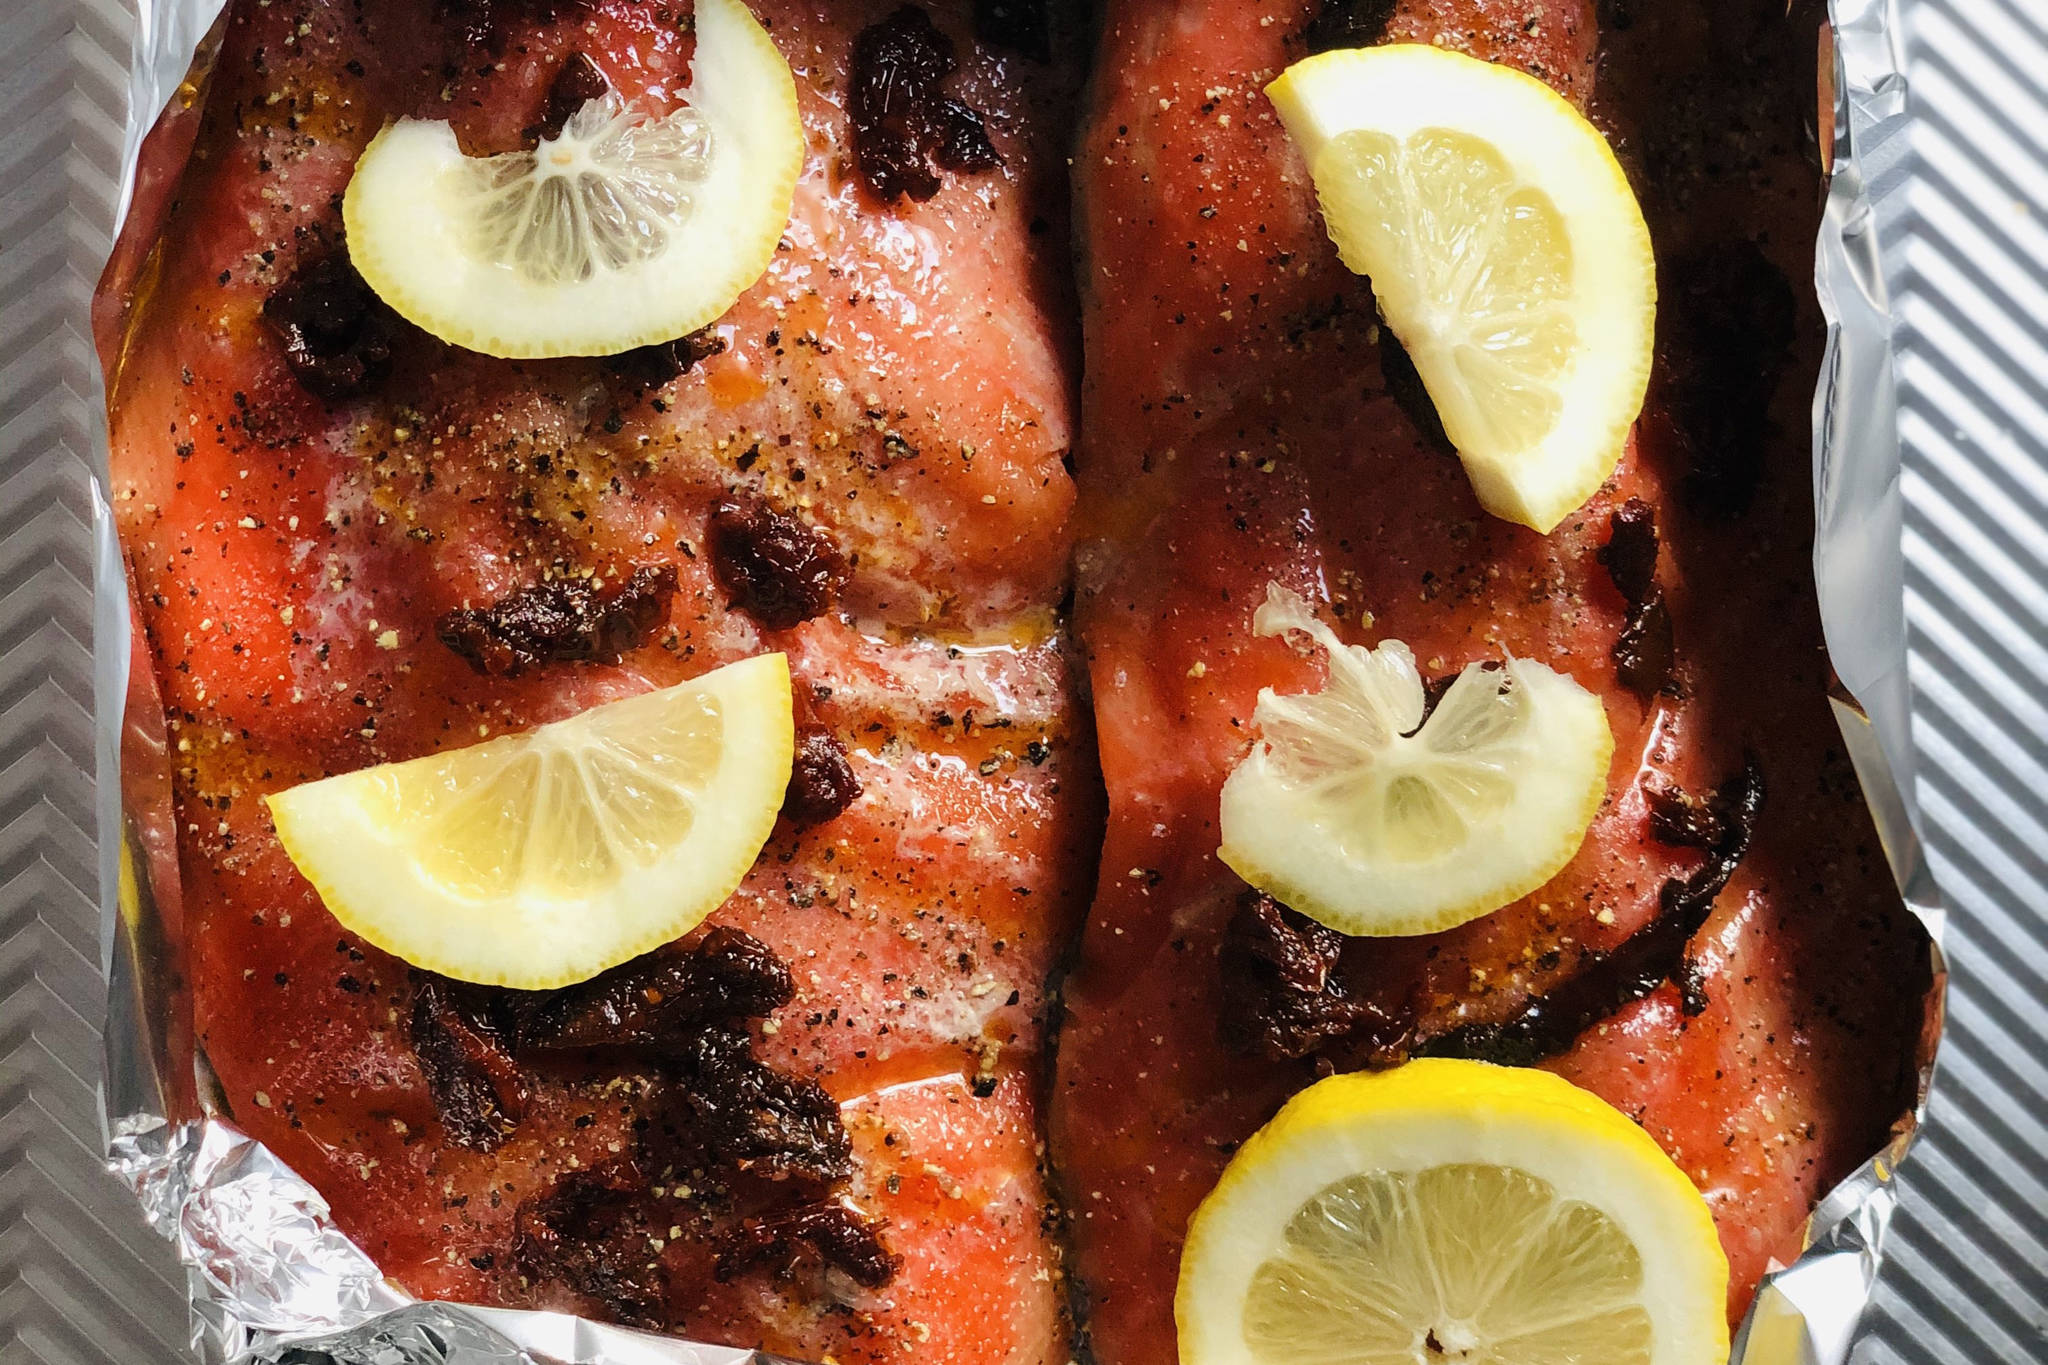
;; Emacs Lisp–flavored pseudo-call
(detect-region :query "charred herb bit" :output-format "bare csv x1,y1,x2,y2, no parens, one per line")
409,973,528,1151
262,253,398,403
658,1024,854,1189
973,0,1051,61
783,728,862,825
530,51,610,143
513,1161,667,1330
850,6,1003,204
607,326,727,388
1302,0,1399,54
1599,498,1675,698
1665,241,1798,517
1220,891,1400,1063
714,1199,902,1289
436,564,678,676
706,496,851,629
1420,757,1764,1064
520,926,793,1052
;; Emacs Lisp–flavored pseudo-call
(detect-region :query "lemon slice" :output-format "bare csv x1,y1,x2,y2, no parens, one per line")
342,0,803,359
266,653,794,989
1218,585,1610,936
1178,1061,1729,1365
1267,44,1655,533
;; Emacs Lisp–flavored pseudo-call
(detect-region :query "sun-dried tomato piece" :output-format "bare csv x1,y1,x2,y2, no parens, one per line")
1598,498,1675,697
1613,591,1675,697
1219,891,1404,1063
1221,759,1767,1071
436,564,677,676
850,6,1003,204
513,1162,667,1329
261,253,397,403
409,973,528,1151
531,51,610,143
420,921,875,1317
706,497,850,629
1422,758,1764,1062
783,728,862,825
653,1025,854,1190
715,1200,901,1289
519,927,793,1052
1598,497,1660,605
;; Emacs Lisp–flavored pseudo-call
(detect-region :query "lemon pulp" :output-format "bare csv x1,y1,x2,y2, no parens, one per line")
1247,1165,1655,1363
1219,584,1611,937
343,0,804,359
267,652,795,988
1177,1062,1730,1365
1268,44,1656,532
465,97,716,289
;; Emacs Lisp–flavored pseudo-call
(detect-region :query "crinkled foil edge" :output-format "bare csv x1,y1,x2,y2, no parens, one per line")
92,1,1947,1362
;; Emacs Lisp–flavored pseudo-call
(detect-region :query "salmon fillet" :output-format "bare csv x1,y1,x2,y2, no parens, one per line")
103,0,1929,1358
103,2,1096,1360
1051,0,1927,1358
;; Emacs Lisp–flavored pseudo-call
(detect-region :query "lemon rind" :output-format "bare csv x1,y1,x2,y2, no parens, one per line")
1177,1061,1730,1365
341,0,804,360
266,653,794,989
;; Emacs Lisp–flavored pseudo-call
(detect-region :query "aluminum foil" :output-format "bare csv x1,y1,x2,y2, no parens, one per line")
89,1,1949,1362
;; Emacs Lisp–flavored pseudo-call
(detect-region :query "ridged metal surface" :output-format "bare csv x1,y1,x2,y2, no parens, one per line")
1,0,2044,1362
1851,0,2048,1360
0,1,190,1361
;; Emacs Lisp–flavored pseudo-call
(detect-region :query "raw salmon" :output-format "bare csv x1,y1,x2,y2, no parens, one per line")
1051,2,1928,1361
101,1,1095,1360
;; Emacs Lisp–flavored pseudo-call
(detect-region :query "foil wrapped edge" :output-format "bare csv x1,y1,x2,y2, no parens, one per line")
89,0,1949,1362
1730,0,1951,1360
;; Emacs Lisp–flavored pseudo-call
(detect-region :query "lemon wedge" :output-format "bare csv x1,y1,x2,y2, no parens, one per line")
266,653,794,989
1267,44,1655,533
342,0,803,359
1178,1061,1730,1365
1218,585,1610,936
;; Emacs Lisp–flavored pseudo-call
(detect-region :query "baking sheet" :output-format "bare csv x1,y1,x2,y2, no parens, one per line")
1850,0,2048,1357
2,0,2035,1361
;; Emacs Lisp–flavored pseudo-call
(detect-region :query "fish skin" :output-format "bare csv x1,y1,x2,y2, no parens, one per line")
1052,0,1926,1357
106,1,1094,1360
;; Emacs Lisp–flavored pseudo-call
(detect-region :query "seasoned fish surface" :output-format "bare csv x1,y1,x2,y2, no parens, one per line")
105,2,1094,1360
1051,0,1926,1359
104,0,1928,1358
